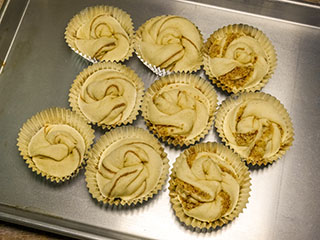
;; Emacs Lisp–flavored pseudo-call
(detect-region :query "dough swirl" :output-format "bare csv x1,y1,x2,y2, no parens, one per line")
148,86,209,140
208,33,269,90
28,124,85,178
175,151,239,222
217,93,294,165
78,69,136,126
96,140,163,201
138,15,203,72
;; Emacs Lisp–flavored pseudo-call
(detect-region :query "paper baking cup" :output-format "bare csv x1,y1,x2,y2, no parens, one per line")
169,142,251,229
85,126,169,206
69,62,144,129
215,92,294,166
17,107,95,183
203,24,277,94
142,73,218,146
135,15,204,76
65,5,135,63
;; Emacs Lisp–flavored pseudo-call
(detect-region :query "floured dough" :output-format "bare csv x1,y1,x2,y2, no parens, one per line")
223,98,288,161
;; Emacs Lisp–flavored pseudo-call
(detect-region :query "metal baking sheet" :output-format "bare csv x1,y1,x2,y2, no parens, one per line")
0,0,319,239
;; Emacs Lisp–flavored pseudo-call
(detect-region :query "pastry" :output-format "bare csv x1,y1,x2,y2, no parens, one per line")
169,142,251,229
69,62,144,129
85,126,169,205
65,5,134,62
17,108,95,182
203,24,277,93
142,73,217,146
215,92,294,165
135,15,203,75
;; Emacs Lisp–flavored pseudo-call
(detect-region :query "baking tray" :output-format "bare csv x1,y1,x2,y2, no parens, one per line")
0,0,319,239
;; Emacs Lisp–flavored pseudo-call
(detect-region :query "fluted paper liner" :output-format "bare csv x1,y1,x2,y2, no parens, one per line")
69,62,144,129
169,142,251,229
215,92,294,166
65,5,135,63
135,15,204,76
142,73,218,146
203,24,277,94
85,126,169,206
17,108,95,183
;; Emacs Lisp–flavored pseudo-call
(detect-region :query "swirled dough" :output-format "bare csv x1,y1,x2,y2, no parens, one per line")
175,152,239,222
208,33,269,90
28,124,85,178
75,13,130,61
223,98,287,160
147,84,210,141
78,69,137,125
139,16,203,71
96,139,163,200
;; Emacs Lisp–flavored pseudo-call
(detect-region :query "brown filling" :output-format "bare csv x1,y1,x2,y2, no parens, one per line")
186,149,197,168
209,43,220,58
222,33,242,56
249,123,273,160
234,130,258,146
219,165,237,180
219,190,231,216
176,178,211,201
219,66,253,88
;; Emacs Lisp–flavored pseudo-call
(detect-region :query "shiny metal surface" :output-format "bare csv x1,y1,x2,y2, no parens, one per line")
0,0,29,74
0,0,319,239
